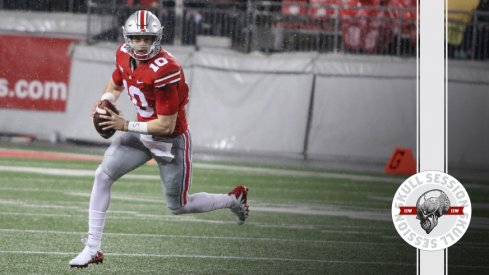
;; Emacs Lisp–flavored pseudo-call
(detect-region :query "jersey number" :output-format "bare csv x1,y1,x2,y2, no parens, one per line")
149,57,168,73
124,57,168,118
123,80,154,118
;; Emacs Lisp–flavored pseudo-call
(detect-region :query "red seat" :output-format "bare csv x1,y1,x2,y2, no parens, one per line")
340,0,394,53
282,0,309,16
278,0,309,30
279,0,339,31
308,0,343,18
386,0,417,45
308,0,344,30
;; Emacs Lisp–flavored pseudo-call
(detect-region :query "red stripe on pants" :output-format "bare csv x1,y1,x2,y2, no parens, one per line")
182,130,191,206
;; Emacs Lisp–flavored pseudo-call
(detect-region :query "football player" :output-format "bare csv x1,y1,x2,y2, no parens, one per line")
69,10,249,268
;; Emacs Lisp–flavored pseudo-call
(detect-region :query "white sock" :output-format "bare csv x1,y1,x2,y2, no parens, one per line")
86,166,114,250
87,209,105,251
182,192,235,213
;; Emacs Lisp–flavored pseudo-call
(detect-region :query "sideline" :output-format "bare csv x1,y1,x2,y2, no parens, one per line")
0,148,403,182
0,148,102,161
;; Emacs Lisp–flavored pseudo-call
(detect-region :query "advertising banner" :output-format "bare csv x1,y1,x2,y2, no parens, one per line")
0,34,77,112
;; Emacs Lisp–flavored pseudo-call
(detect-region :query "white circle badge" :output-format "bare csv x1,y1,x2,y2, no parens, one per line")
391,171,471,251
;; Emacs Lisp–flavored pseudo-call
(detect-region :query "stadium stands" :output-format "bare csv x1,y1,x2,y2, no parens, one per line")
339,0,394,53
0,0,488,59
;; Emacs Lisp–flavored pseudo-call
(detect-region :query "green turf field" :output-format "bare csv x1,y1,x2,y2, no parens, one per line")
0,148,487,274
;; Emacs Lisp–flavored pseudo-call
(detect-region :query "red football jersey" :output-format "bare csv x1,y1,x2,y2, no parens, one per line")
112,44,189,137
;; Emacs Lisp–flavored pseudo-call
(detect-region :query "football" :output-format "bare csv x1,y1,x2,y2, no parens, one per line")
93,99,119,139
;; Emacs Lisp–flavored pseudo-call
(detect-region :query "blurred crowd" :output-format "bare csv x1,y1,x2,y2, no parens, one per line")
0,0,488,59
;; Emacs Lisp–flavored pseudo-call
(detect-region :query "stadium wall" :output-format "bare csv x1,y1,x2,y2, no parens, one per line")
0,40,488,172
188,50,417,165
447,61,489,173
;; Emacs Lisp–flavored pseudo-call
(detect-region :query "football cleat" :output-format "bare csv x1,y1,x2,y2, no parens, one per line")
69,246,104,268
228,185,249,225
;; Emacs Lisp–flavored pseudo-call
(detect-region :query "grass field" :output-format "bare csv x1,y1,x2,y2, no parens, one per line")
0,145,487,274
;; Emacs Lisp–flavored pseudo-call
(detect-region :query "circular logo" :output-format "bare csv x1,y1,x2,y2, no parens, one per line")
391,171,471,251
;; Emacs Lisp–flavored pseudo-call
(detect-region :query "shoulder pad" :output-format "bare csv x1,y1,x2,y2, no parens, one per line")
153,60,181,88
154,70,181,88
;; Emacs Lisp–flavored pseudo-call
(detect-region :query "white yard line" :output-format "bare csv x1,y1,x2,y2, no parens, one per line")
0,210,380,231
0,165,159,180
0,211,223,224
0,195,391,222
2,190,489,230
0,228,397,246
2,164,488,230
0,249,415,266
252,206,391,221
1,250,487,270
196,163,403,183
1,228,488,251
0,164,402,183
